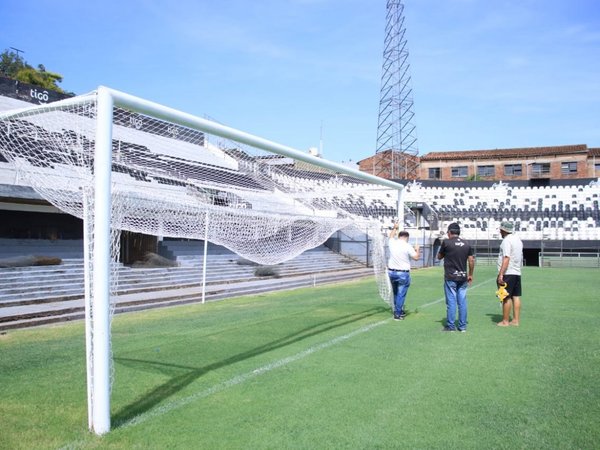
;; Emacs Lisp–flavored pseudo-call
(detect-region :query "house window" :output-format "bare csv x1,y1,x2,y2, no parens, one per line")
561,162,577,174
531,163,550,177
504,164,522,176
477,165,495,177
595,163,600,173
451,166,468,178
428,167,441,179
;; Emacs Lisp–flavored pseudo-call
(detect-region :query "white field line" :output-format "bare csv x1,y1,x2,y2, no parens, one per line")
117,318,389,429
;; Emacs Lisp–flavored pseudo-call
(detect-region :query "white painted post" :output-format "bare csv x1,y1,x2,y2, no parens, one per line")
91,86,114,435
397,188,404,228
202,212,209,304
82,193,93,430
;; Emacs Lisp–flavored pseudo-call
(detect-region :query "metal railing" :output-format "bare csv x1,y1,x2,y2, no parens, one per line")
539,252,600,268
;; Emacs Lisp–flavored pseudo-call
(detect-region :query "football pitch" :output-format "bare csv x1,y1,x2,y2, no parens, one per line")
1,265,598,449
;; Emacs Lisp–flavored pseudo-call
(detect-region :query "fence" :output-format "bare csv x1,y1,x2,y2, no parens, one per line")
539,252,600,268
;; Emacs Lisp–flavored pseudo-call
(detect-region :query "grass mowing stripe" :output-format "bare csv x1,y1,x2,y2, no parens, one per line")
116,318,389,430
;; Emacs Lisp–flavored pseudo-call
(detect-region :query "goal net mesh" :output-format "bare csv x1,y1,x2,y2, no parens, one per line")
0,90,402,431
0,91,397,303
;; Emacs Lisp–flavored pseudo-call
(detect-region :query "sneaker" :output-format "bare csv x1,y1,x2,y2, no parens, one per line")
441,326,455,332
393,314,404,321
400,310,407,318
458,329,466,333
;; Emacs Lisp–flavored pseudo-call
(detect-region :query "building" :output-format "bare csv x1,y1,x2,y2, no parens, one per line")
418,145,600,183
358,145,600,183
358,149,420,180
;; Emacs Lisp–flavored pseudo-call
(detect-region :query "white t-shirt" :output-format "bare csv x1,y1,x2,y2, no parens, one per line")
497,233,523,275
388,238,417,270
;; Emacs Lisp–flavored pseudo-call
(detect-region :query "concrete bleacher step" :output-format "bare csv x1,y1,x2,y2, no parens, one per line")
0,241,371,331
0,260,365,309
0,266,373,331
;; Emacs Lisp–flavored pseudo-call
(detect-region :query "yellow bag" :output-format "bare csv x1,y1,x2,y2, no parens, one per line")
496,283,509,302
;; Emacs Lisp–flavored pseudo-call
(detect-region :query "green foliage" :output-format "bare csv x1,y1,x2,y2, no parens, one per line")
1,266,599,449
0,49,66,93
0,49,27,78
254,265,280,277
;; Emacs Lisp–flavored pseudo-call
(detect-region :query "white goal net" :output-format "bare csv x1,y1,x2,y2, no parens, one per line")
0,87,403,433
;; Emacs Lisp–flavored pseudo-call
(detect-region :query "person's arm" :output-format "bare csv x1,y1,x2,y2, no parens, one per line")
389,221,399,239
437,242,444,260
467,255,475,284
497,256,510,284
411,243,420,261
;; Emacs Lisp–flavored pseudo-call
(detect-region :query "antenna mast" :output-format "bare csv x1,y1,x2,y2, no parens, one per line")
375,0,419,180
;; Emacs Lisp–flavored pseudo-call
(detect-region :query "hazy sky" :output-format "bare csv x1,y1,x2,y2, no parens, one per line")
2,0,599,163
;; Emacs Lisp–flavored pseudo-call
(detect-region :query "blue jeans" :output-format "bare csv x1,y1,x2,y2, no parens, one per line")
389,270,411,315
444,279,468,330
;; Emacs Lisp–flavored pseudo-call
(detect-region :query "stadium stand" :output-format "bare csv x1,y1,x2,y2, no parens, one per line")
401,180,600,241
0,241,370,330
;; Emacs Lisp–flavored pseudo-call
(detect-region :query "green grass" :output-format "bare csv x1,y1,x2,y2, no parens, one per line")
1,265,599,449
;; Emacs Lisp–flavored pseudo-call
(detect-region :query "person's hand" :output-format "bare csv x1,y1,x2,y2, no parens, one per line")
467,275,473,285
497,274,504,285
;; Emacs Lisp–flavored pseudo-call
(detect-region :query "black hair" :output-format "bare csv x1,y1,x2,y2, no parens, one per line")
447,222,461,235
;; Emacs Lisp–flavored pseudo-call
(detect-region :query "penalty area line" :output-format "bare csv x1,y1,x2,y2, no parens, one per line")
117,318,389,430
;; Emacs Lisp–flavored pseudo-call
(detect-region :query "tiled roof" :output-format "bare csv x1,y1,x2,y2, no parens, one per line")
420,144,589,161
589,147,600,157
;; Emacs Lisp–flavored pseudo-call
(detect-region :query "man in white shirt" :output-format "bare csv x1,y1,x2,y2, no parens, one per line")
387,222,420,320
497,221,523,327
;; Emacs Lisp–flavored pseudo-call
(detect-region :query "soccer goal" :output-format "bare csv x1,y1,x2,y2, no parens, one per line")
0,86,404,434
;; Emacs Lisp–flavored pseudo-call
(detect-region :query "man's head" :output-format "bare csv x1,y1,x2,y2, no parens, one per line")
398,230,410,239
447,222,461,236
499,221,514,237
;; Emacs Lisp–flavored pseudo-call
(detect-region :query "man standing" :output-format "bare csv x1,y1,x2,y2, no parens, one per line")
387,223,420,320
437,223,474,332
497,221,523,327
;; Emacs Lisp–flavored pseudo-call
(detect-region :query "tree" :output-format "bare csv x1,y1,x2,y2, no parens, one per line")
0,49,27,78
0,49,66,93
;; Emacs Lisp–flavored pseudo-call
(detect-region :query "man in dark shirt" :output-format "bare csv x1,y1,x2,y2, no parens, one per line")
437,223,475,332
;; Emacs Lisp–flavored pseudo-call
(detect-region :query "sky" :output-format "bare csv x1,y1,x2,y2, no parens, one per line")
2,0,600,164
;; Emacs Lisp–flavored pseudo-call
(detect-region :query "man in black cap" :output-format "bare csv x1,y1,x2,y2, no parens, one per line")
437,222,474,332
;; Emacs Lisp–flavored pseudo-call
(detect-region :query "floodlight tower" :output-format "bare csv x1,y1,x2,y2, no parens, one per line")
375,0,419,180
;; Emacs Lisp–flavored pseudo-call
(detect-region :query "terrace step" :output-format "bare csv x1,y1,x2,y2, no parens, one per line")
0,241,373,331
0,267,373,331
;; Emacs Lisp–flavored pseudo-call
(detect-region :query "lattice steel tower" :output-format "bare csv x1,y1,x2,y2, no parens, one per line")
375,0,419,180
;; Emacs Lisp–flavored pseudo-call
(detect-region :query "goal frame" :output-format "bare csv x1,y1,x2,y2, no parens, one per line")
58,86,405,434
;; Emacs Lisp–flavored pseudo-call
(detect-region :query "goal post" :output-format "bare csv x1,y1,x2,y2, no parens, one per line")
90,87,114,434
0,86,406,434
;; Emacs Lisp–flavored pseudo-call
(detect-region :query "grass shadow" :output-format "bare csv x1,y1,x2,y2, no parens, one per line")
112,305,388,426
486,313,503,323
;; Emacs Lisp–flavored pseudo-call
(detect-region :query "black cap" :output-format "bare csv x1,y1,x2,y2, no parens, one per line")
447,222,461,233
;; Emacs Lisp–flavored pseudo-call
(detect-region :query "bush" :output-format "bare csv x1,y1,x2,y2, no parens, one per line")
254,265,280,277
